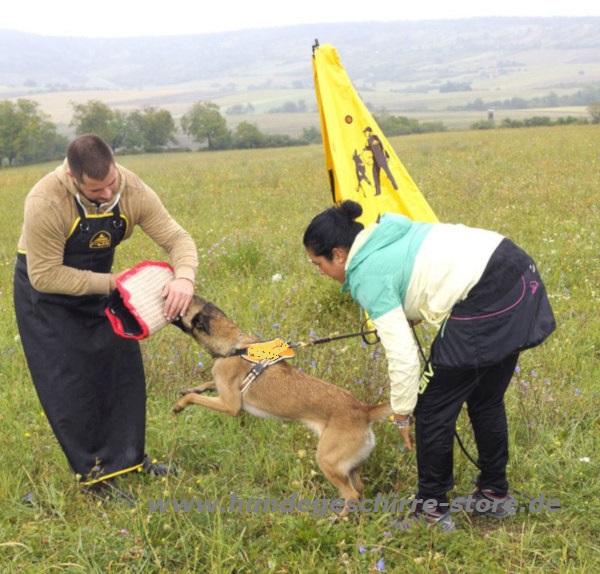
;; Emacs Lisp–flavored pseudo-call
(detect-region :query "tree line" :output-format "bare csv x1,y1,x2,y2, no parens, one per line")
0,99,324,167
0,96,453,167
2,97,597,168
452,86,600,113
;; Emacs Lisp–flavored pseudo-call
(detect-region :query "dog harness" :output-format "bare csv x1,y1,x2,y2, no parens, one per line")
238,338,295,394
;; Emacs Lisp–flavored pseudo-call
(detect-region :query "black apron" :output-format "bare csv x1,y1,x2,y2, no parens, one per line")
14,198,147,484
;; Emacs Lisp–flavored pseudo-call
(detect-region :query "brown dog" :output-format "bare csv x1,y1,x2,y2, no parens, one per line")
172,295,392,515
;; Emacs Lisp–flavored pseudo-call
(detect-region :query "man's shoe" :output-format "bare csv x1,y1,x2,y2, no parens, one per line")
142,454,176,477
452,488,517,519
395,507,457,532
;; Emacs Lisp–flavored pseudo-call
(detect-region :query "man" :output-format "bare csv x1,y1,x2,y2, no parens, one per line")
14,134,198,493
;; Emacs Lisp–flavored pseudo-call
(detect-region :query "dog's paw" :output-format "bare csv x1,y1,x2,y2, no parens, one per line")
172,404,184,414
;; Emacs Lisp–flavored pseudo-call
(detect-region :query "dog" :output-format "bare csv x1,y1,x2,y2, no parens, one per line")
172,295,392,515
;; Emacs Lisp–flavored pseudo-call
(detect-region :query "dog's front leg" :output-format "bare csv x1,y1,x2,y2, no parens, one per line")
172,381,243,417
179,380,217,396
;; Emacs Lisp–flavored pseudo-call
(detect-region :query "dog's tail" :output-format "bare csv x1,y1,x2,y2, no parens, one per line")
367,402,394,424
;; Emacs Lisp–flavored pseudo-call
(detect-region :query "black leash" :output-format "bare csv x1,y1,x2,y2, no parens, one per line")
290,320,380,349
410,324,481,470
229,320,380,357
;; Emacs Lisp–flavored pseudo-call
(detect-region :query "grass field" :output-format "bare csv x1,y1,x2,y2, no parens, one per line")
0,125,598,572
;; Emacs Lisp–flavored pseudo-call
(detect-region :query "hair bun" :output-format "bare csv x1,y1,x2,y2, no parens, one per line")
339,200,363,221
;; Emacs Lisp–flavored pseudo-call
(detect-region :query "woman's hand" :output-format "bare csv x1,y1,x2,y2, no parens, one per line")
392,414,413,451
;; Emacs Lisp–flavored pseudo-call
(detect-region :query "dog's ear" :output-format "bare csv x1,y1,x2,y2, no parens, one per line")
192,311,212,334
205,302,228,318
190,302,228,335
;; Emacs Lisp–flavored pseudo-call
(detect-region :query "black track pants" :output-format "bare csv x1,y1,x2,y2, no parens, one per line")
414,352,519,504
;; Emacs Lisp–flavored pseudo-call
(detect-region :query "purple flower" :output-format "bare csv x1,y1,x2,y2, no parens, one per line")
377,557,385,571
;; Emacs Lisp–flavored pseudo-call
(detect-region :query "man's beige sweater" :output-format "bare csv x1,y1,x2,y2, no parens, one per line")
17,159,198,295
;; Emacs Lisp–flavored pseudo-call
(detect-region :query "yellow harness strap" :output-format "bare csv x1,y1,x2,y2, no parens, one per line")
239,338,295,394
241,338,295,363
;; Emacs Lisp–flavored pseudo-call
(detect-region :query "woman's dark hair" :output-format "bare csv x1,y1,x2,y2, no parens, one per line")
67,134,115,182
303,200,364,260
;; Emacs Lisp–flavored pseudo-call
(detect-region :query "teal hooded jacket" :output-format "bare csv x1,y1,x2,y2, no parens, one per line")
340,212,503,414
341,213,432,319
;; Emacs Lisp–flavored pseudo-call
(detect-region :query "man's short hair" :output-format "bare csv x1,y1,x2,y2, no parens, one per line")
67,134,115,182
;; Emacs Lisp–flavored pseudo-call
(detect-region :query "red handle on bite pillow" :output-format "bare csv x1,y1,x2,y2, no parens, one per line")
105,261,175,339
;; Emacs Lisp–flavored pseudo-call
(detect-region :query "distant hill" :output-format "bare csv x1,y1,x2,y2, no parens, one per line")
2,18,599,132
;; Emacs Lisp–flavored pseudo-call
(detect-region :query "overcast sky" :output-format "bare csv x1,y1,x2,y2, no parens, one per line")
2,1,599,38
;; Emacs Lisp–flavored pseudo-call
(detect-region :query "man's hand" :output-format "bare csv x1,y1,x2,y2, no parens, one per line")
109,269,130,291
162,278,194,321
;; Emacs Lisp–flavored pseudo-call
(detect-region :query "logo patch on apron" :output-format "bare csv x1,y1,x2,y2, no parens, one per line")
89,231,112,249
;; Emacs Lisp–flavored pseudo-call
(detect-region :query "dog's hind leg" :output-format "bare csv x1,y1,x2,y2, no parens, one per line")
315,430,365,516
349,467,364,496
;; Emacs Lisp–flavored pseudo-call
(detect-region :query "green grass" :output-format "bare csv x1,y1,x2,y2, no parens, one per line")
1,125,599,572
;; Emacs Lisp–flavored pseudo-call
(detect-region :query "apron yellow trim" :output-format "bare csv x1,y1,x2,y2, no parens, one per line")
79,462,144,486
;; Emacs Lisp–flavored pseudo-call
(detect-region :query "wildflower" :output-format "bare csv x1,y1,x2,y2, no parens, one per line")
377,557,385,571
579,457,590,463
358,544,367,555
272,273,283,282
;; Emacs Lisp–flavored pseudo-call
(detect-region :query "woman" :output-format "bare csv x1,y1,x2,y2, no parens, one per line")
303,200,555,530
